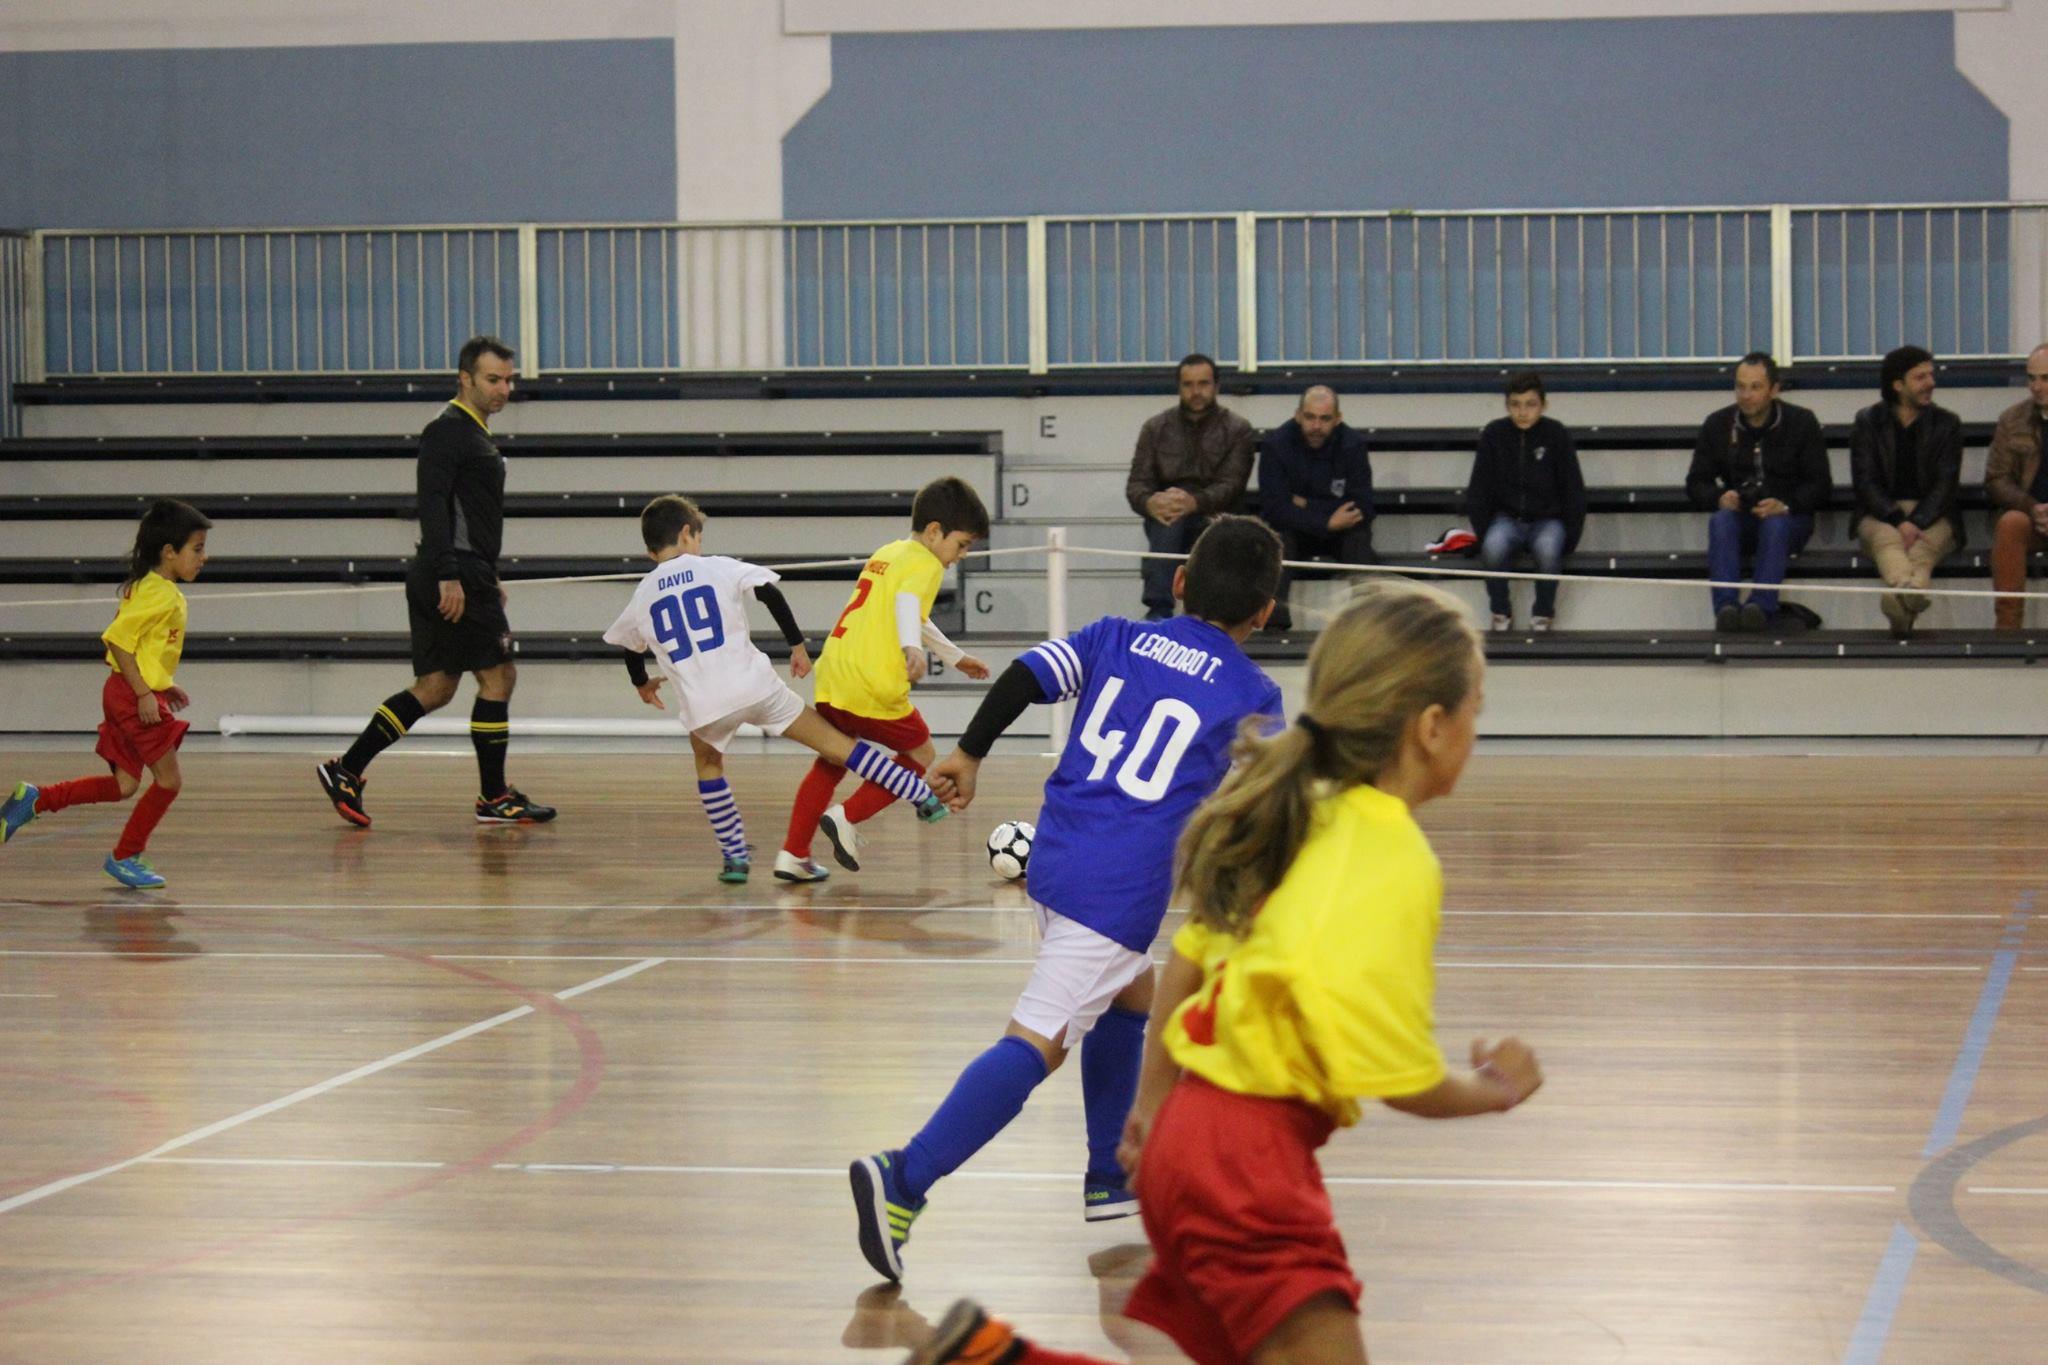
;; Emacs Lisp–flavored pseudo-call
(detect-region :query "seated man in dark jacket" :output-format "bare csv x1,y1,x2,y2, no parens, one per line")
1684,352,1832,632
1255,386,1375,632
1465,372,1586,632
1851,345,1963,638
1126,353,1256,620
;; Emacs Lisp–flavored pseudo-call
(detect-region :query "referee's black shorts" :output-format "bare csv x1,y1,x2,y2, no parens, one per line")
406,559,513,677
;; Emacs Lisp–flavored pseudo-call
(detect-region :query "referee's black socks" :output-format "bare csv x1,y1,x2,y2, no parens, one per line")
340,690,428,777
471,698,511,797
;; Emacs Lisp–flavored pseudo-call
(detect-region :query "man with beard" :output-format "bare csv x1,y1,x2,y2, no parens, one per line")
1124,353,1256,621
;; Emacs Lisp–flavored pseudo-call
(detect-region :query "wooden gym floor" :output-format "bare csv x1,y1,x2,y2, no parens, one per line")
0,743,2044,1363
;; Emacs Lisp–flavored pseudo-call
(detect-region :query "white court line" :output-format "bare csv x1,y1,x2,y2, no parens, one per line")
0,993,57,998
131,1155,1896,1196
0,956,667,1217
0,949,1986,972
0,900,2006,922
1967,1187,2048,1195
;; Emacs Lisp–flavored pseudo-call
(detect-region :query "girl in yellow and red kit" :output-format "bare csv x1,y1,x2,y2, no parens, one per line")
1,500,211,889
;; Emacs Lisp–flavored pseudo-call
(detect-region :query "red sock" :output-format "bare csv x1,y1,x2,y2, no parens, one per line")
112,784,178,860
782,757,843,857
1015,1342,1117,1364
35,775,125,814
843,752,924,824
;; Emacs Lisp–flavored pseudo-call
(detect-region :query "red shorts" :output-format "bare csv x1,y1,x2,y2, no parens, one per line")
1124,1075,1361,1365
94,673,189,779
814,702,930,755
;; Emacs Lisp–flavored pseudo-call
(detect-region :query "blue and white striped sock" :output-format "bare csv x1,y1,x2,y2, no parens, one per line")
698,778,747,859
846,740,934,808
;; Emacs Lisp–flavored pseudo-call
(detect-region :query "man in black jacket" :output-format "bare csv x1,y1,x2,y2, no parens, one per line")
1255,386,1375,632
1851,345,1963,638
316,335,557,828
1466,372,1586,631
1684,352,1832,632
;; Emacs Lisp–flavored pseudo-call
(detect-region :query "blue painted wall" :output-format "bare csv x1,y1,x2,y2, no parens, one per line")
784,13,2007,217
0,40,676,229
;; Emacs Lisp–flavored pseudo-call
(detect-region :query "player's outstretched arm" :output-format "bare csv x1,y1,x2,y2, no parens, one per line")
1381,1037,1542,1118
1119,948,1204,1180
620,649,663,709
752,583,811,678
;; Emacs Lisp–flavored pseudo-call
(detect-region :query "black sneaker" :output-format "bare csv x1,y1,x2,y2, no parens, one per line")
476,789,557,825
1738,602,1769,633
1715,605,1741,634
316,759,371,828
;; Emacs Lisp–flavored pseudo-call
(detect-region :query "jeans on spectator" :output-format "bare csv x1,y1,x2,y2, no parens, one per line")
1273,523,1377,628
1141,512,1210,616
1481,517,1567,618
1707,507,1813,615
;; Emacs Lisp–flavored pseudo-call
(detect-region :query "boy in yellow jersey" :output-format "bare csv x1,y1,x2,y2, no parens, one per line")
775,477,991,883
906,582,1545,1365
2,500,213,890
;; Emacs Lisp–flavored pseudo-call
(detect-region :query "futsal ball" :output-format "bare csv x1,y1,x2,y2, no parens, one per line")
987,821,1035,882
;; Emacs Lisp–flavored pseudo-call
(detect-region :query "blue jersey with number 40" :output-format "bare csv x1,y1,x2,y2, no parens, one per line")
1017,614,1283,952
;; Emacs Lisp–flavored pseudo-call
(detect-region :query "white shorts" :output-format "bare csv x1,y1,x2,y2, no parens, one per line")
1010,901,1155,1047
690,683,806,752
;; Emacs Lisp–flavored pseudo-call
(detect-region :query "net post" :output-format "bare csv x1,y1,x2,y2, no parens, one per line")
1047,525,1071,753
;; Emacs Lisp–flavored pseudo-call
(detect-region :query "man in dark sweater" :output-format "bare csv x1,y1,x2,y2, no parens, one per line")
1124,353,1256,620
316,335,557,828
1684,352,1832,632
1465,372,1586,631
1850,345,1963,638
1255,386,1375,632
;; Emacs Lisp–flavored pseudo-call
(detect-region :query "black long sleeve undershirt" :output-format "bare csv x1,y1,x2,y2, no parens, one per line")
752,582,806,649
957,660,1051,759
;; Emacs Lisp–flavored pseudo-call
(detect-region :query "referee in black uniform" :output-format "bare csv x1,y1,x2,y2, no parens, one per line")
317,335,557,827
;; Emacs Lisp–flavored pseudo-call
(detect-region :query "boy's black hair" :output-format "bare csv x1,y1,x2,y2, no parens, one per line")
458,334,515,374
910,476,991,540
640,494,705,551
1736,350,1781,387
1881,344,1935,404
1180,514,1282,628
1505,370,1546,402
126,499,212,586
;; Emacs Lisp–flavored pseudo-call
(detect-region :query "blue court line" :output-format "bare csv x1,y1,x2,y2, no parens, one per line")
1842,894,2033,1365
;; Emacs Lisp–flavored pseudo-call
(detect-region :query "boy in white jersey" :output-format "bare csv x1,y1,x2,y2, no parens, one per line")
604,496,950,883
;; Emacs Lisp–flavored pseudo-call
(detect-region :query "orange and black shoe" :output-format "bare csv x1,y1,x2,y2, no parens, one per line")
316,760,371,828
476,788,558,825
904,1299,1024,1365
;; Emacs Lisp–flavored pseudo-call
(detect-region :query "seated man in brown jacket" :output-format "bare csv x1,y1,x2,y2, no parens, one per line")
1986,343,2048,631
1124,353,1255,620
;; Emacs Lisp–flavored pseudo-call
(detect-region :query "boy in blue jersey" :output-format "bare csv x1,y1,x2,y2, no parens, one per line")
848,515,1284,1283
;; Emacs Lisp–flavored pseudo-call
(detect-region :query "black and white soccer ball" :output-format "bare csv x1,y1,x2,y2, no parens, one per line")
986,820,1035,882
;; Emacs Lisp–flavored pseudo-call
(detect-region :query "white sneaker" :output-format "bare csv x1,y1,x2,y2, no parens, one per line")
1531,616,1553,633
1490,614,1513,633
819,804,863,872
773,849,831,883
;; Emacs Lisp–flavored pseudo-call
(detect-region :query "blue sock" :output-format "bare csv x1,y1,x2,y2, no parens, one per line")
898,1035,1048,1200
1081,1005,1147,1183
697,778,746,858
846,739,935,807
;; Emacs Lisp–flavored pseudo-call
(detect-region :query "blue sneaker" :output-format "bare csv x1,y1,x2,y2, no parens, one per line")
718,852,751,884
1083,1171,1139,1222
1,782,38,843
850,1149,925,1281
103,854,167,889
913,794,949,825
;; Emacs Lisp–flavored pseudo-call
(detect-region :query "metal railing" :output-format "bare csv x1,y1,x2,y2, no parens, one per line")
1,233,30,438
26,202,2048,380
